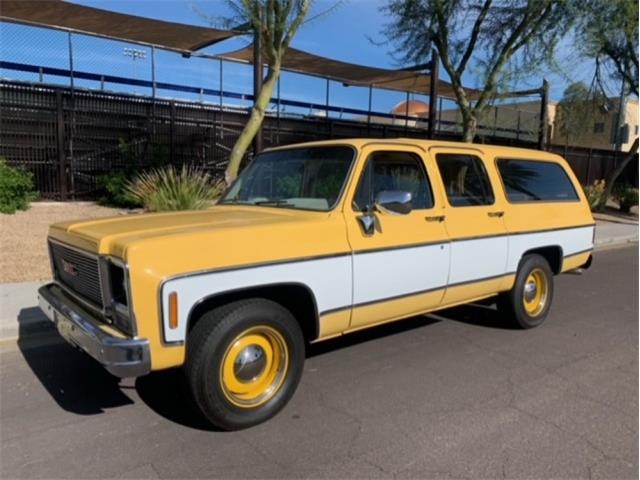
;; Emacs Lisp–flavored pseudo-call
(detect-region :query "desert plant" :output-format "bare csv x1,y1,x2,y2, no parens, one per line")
617,185,638,213
583,179,606,211
0,159,38,214
126,165,224,212
98,170,143,208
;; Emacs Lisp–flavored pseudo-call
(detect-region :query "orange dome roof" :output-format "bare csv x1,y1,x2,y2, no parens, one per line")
392,100,429,117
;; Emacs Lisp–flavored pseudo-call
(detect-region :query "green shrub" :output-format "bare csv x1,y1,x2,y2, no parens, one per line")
583,179,606,211
126,165,224,212
617,185,638,213
0,159,38,214
98,170,143,208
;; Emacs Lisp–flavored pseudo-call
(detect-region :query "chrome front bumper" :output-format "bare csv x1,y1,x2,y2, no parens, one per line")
38,283,151,378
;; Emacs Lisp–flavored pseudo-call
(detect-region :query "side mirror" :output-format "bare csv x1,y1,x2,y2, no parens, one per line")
375,190,412,215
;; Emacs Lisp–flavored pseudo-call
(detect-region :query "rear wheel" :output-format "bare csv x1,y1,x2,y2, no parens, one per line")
185,299,305,430
497,254,554,329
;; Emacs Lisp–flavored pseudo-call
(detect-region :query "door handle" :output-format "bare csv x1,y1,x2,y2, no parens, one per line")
487,211,504,218
425,215,446,222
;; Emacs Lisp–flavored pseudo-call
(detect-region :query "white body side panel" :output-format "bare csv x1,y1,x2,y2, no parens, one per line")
161,256,352,343
448,236,509,284
352,243,450,304
506,226,594,272
159,225,593,343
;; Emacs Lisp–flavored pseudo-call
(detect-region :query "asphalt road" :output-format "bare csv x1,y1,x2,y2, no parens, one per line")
1,246,638,479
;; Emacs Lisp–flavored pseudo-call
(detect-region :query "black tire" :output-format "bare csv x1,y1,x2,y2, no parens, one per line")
497,254,554,329
185,298,305,430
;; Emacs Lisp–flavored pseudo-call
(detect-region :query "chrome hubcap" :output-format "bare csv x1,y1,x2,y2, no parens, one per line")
233,344,267,382
523,281,537,302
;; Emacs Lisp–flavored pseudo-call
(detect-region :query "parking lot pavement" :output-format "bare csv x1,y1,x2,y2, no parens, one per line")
1,246,637,479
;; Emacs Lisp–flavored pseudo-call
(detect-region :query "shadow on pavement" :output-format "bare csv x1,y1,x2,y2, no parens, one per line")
17,307,135,415
307,315,441,357
17,300,514,429
135,369,220,432
431,302,520,330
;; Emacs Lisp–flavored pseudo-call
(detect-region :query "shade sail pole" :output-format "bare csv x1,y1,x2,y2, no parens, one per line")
405,91,409,131
427,49,439,139
367,85,373,124
538,79,549,150
219,59,224,140
252,29,263,155
325,79,330,118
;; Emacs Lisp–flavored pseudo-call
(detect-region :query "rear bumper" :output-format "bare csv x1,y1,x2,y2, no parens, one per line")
38,283,151,378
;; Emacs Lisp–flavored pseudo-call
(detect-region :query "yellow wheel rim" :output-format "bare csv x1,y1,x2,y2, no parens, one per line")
522,268,548,317
220,325,289,408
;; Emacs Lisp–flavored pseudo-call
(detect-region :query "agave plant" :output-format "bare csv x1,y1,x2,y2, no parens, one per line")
582,179,606,211
126,165,224,212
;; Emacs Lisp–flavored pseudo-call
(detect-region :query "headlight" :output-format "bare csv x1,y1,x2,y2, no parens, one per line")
101,257,136,337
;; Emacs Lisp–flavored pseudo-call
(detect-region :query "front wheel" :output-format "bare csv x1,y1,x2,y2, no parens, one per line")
185,299,305,430
497,254,554,329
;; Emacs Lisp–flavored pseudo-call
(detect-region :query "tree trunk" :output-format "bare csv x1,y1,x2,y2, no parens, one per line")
225,66,281,185
597,138,639,212
461,115,477,142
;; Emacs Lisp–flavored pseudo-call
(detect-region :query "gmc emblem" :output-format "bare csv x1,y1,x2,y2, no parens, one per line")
61,259,78,277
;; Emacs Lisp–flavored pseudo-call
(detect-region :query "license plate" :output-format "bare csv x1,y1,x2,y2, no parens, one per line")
54,311,74,341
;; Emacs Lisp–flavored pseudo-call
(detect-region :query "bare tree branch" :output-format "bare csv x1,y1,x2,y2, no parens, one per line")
456,0,492,76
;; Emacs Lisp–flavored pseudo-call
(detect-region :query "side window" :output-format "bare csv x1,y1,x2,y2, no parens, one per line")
497,159,579,202
353,152,433,211
435,154,494,206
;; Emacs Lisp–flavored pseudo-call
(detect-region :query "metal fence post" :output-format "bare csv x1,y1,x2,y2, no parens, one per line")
170,100,176,164
67,31,75,198
55,89,68,200
151,46,157,140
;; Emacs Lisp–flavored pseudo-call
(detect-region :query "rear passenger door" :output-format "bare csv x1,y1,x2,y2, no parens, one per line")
429,147,509,304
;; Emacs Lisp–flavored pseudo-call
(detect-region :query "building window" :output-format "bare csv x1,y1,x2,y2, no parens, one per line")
594,122,605,134
635,125,638,135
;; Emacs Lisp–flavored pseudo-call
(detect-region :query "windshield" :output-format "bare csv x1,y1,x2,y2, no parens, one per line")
220,146,355,211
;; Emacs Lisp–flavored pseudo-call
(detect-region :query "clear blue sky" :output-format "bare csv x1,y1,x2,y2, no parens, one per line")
0,0,605,115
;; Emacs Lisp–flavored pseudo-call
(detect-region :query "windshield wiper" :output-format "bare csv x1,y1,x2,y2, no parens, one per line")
254,199,292,206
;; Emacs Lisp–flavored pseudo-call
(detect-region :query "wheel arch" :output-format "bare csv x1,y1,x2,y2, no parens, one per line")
186,282,320,343
520,245,563,274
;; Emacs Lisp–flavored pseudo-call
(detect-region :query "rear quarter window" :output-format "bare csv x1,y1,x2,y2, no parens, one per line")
496,159,579,202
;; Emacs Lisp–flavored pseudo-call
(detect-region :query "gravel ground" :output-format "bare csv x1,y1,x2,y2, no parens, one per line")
0,202,125,283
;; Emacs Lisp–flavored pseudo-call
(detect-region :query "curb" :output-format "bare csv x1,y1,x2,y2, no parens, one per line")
594,236,639,251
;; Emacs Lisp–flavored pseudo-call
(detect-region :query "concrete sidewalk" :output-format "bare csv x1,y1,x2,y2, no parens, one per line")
0,219,637,344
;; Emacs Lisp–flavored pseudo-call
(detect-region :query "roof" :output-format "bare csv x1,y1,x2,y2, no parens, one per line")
0,0,239,52
265,137,557,158
218,45,481,99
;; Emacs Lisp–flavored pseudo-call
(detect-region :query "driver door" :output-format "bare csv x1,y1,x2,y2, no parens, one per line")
344,146,451,330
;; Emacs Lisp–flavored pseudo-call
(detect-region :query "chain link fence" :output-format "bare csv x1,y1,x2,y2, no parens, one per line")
3,20,631,201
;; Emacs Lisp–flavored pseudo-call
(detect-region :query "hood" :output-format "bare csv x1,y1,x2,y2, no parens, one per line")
48,206,319,257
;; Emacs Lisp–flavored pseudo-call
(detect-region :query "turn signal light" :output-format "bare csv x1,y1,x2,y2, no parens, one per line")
169,292,179,330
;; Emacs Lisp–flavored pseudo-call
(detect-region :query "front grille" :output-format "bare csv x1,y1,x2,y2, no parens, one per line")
50,241,103,308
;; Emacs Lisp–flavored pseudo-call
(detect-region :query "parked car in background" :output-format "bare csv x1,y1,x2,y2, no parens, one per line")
39,138,594,430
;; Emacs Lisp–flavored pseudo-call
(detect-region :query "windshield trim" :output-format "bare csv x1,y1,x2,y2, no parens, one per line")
219,144,358,213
